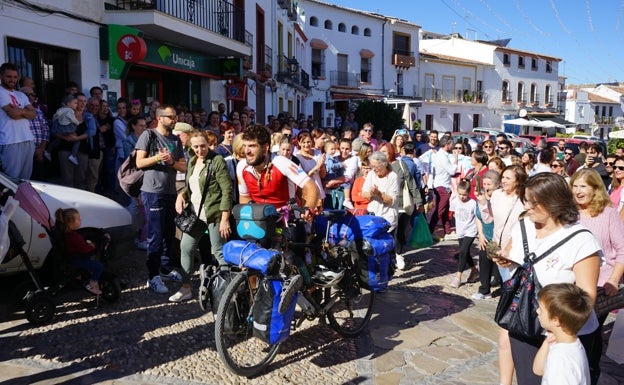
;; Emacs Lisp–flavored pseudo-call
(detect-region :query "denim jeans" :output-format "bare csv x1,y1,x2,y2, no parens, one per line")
141,191,177,279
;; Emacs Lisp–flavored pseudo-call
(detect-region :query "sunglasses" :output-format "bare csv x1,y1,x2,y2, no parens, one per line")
605,161,615,166
483,145,493,148
551,164,561,168
565,152,574,155
615,166,624,171
498,146,509,150
454,147,463,150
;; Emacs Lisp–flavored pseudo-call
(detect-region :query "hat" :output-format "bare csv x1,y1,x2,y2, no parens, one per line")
173,122,193,134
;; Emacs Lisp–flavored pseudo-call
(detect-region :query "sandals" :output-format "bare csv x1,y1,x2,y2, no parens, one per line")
85,281,102,295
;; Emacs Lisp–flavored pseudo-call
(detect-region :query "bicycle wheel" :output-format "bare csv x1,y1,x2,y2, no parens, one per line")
327,279,376,337
214,272,280,377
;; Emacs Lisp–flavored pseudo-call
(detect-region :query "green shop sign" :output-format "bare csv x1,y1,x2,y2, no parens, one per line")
142,40,241,78
103,24,242,79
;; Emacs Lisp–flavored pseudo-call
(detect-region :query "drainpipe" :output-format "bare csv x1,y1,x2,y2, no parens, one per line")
382,18,387,96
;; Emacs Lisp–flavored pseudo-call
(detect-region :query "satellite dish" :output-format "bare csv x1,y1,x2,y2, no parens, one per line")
519,109,527,118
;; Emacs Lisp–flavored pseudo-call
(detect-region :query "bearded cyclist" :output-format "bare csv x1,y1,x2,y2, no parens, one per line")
235,125,320,311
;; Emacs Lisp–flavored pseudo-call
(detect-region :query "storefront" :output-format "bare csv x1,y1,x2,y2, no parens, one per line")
104,24,242,113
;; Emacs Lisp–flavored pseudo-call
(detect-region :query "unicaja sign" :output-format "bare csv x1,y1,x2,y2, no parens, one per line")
172,53,196,70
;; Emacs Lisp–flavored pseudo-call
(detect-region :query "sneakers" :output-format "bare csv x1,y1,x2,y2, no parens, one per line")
169,287,192,302
85,280,102,295
471,292,492,300
68,154,79,165
467,269,480,283
278,274,303,314
160,269,183,283
449,276,461,288
148,275,169,294
342,200,354,210
43,151,52,162
396,254,406,270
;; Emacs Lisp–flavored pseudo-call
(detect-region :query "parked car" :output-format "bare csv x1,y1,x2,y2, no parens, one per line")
545,137,606,157
450,132,487,151
572,134,600,141
510,137,536,154
0,173,134,276
519,134,544,146
472,127,516,140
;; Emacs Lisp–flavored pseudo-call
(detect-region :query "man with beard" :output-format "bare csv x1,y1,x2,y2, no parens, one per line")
0,62,36,179
136,105,187,294
236,125,318,308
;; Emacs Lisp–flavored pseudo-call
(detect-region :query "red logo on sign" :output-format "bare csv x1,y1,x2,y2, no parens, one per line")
116,34,147,63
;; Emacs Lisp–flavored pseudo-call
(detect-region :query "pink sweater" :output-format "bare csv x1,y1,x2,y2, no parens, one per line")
478,189,524,250
579,206,624,287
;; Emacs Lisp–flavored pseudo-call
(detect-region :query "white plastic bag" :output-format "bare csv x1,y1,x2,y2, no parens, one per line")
0,196,19,264
606,310,624,364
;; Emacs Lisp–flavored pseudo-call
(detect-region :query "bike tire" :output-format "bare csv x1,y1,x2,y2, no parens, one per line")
214,272,280,377
327,280,376,337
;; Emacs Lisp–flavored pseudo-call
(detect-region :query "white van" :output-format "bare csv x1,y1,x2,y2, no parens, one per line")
383,98,422,130
472,127,516,140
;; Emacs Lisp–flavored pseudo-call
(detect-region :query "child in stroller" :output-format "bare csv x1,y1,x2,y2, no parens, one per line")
54,208,103,295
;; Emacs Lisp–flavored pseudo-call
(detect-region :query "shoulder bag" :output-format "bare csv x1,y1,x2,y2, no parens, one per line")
494,219,590,339
174,158,213,236
398,160,415,215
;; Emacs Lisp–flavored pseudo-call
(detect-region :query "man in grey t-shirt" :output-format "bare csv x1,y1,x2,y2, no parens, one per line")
136,104,186,295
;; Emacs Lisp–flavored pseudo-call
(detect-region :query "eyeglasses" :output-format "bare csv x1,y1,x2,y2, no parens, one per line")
614,165,624,171
160,115,177,119
551,164,562,168
605,161,615,166
371,164,384,170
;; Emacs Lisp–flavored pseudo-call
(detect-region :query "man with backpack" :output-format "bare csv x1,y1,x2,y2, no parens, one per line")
135,105,187,294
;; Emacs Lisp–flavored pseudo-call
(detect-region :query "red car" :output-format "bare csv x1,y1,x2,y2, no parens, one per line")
519,134,544,146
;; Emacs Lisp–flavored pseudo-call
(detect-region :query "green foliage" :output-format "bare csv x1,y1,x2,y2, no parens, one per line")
354,101,404,140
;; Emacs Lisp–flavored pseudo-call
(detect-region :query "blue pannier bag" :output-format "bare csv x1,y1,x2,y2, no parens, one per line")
232,203,279,247
314,213,390,242
350,233,394,292
223,240,283,275
252,276,297,345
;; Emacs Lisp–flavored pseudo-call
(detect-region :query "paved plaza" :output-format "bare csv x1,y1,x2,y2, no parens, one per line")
0,239,622,385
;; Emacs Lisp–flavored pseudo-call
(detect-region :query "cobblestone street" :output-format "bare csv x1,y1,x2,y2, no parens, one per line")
0,240,622,385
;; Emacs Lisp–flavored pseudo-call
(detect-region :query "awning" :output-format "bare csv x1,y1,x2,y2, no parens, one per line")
331,91,383,100
310,38,328,50
360,49,375,59
533,116,576,126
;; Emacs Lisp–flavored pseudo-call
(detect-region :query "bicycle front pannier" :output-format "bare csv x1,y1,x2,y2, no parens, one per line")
350,233,394,292
232,203,279,247
252,276,297,345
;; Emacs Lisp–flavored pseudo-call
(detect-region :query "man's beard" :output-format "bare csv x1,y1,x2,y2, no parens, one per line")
247,151,266,167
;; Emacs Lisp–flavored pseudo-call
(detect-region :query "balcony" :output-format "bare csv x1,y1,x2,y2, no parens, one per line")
330,71,361,88
106,0,250,58
391,49,415,68
275,55,300,82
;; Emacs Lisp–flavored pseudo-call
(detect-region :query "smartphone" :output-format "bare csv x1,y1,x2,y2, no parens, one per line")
397,129,407,135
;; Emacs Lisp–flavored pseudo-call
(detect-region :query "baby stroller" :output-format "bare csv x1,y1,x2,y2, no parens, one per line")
0,181,121,325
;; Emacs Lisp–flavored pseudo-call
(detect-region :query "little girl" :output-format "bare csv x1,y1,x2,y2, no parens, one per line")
323,140,353,209
448,180,479,288
55,208,103,295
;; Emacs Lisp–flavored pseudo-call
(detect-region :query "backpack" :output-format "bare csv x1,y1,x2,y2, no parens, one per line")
117,129,155,197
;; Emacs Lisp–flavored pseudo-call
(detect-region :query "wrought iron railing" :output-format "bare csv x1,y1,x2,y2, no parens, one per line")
113,0,245,43
330,71,361,87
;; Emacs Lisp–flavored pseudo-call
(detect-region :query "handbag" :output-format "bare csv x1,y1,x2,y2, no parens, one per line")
594,286,624,319
494,219,590,339
398,161,415,215
174,159,213,235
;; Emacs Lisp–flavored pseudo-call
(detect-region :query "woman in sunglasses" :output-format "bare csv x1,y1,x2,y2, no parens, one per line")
550,159,569,182
481,139,496,160
609,156,624,219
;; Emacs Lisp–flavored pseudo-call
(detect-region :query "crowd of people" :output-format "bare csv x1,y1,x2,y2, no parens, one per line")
3,61,624,385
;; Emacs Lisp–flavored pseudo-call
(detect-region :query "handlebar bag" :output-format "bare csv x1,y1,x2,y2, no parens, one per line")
223,240,283,276
252,276,297,345
232,203,279,244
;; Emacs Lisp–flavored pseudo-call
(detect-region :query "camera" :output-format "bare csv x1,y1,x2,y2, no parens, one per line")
397,129,407,135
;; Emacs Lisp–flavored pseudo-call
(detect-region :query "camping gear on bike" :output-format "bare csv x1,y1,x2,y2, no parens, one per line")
215,204,391,377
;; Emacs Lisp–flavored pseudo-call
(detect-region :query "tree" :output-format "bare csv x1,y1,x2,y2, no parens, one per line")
354,101,404,141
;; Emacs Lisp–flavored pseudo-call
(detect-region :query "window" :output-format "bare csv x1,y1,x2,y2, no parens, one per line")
351,26,359,35
338,23,346,32
546,61,552,73
517,82,525,103
311,48,325,78
393,33,411,56
424,74,435,100
503,53,510,66
442,76,455,101
545,85,552,104
518,56,525,69
310,16,318,27
324,20,332,30
530,83,538,104
531,58,538,70
360,57,371,83
502,81,511,102
364,28,371,37
609,106,614,117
